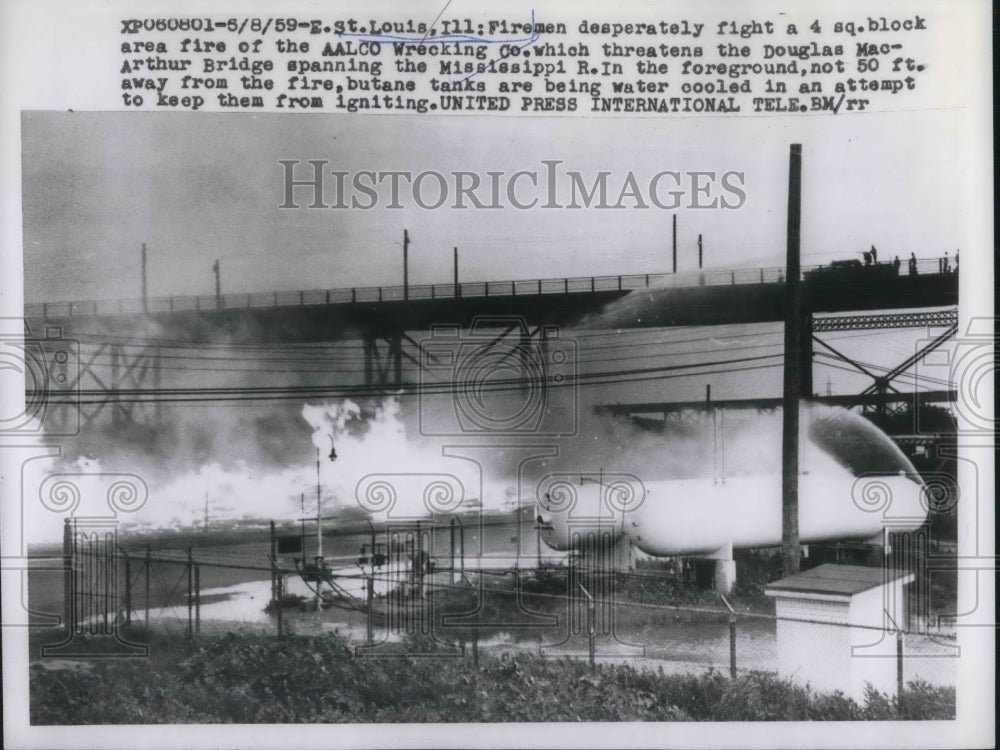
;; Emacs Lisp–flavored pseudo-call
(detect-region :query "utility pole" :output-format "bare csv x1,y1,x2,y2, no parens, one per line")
300,492,306,561
141,243,148,312
453,246,459,297
212,259,221,308
403,229,409,300
672,214,677,273
315,447,323,560
781,143,803,578
698,234,705,286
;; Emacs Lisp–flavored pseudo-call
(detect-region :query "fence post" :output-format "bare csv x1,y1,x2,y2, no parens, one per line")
472,608,479,671
62,519,72,632
103,536,111,633
721,594,737,678
269,521,277,606
123,551,132,626
276,568,283,639
450,517,456,582
194,563,201,636
896,628,904,712
186,548,193,638
144,544,151,628
579,583,595,670
366,573,374,647
729,616,737,678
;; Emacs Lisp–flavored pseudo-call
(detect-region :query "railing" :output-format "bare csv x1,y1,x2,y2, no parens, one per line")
24,257,954,319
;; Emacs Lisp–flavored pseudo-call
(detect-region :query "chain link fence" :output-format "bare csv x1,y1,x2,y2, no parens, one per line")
38,519,956,705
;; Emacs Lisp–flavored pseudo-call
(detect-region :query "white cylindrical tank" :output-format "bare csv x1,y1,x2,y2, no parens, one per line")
626,470,925,557
535,473,634,551
535,406,930,557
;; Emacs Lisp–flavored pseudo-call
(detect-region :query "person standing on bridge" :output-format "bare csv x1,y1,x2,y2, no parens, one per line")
893,255,901,274
943,252,950,273
909,253,918,275
870,245,878,264
954,251,959,273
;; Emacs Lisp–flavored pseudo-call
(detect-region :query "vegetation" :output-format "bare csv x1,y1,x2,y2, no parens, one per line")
30,629,954,724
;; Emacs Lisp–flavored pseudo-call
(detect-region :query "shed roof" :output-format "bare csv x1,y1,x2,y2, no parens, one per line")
765,563,913,598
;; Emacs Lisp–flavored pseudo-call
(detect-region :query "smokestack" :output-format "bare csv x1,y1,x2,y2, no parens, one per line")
781,143,803,578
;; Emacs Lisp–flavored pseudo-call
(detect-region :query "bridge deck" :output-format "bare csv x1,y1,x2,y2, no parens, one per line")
25,258,958,344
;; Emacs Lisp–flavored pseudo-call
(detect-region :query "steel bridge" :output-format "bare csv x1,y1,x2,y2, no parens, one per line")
23,258,958,430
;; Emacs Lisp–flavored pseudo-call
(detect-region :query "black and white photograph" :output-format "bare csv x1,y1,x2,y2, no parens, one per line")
0,1,993,748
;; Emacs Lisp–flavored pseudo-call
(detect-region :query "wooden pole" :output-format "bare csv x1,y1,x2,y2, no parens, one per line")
103,535,110,633
275,567,283,639
579,583,596,670
300,493,306,565
187,547,193,638
896,628,904,709
269,521,277,605
124,552,132,626
366,574,374,647
729,615,737,678
672,214,677,273
403,229,409,300
144,543,150,628
268,520,283,637
212,260,221,308
781,143,803,578
62,519,72,633
194,563,201,636
450,517,456,580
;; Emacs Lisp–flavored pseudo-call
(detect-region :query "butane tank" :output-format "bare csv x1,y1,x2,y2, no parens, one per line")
535,407,929,557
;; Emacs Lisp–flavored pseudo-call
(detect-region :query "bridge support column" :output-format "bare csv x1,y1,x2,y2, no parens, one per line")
363,333,403,390
108,343,163,428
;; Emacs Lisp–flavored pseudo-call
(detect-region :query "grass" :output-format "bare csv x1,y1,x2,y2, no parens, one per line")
29,628,954,724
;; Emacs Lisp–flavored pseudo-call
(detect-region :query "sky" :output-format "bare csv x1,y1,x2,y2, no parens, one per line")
21,109,970,302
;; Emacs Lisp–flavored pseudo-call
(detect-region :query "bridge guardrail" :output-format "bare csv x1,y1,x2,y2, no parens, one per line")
24,257,955,319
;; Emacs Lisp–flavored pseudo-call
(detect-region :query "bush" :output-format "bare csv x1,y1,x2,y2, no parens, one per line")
28,632,955,724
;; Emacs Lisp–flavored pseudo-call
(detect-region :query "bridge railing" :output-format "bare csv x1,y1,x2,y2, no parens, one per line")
24,257,955,319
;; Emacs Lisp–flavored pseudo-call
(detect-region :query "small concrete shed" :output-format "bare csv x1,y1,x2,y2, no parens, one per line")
765,563,913,702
